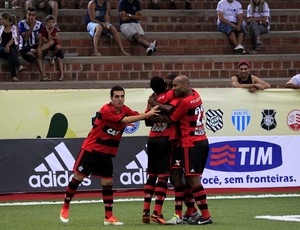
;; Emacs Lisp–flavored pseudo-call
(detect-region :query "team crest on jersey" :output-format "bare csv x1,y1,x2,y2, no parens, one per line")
231,109,251,132
261,109,277,131
205,109,224,133
124,121,140,134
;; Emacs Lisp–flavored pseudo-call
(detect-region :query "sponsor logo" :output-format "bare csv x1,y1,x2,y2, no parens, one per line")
231,110,251,132
120,148,147,185
207,140,282,172
29,142,91,188
124,121,140,134
261,109,277,131
205,109,224,133
287,109,300,131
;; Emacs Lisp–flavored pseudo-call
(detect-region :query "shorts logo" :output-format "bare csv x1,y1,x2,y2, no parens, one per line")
287,109,300,131
124,121,140,134
205,109,224,133
261,109,277,131
231,110,250,132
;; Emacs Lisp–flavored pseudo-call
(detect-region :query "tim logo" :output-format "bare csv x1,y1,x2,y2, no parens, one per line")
124,121,140,134
207,141,282,172
231,110,250,132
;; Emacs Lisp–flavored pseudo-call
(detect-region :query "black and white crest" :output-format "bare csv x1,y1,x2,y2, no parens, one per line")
205,109,224,133
261,109,277,131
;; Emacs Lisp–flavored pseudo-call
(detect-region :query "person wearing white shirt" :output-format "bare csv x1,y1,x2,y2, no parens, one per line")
216,0,246,54
285,74,300,89
246,0,270,53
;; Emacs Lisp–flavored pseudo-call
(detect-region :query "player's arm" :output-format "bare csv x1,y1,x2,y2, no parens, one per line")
121,105,160,124
285,79,300,89
252,75,271,89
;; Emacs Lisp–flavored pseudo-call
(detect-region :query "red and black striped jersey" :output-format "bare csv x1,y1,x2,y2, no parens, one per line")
170,89,207,146
81,102,139,156
147,90,177,140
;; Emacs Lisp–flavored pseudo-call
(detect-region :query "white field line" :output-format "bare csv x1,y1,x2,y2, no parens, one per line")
255,215,300,222
0,193,300,207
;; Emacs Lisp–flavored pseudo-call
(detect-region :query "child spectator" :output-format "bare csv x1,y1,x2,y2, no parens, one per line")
38,14,64,81
0,12,26,82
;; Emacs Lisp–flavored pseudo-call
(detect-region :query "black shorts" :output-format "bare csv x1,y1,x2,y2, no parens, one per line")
147,136,172,176
171,139,209,176
73,149,113,178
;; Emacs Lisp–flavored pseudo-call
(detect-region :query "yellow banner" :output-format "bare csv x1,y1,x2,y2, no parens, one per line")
0,88,299,139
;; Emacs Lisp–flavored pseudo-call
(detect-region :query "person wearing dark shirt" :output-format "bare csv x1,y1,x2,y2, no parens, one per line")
85,0,130,56
59,86,159,225
119,0,157,56
231,59,271,91
0,12,26,82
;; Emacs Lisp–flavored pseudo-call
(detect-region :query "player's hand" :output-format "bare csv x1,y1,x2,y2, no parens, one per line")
148,93,156,107
148,105,160,116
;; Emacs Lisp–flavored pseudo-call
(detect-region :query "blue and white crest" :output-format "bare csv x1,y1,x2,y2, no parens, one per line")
231,110,250,132
124,121,140,134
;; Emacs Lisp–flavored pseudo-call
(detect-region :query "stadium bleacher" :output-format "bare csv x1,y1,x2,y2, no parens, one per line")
0,0,299,89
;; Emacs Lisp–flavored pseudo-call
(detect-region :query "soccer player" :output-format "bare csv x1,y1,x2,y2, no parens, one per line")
142,76,176,224
152,75,213,225
59,86,160,225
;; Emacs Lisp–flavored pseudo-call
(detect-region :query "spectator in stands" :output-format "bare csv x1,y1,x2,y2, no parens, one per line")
38,15,64,81
11,0,24,9
216,0,246,54
0,12,26,82
85,0,130,56
246,0,270,54
285,73,300,89
25,0,60,31
18,7,50,81
119,0,157,56
231,59,271,91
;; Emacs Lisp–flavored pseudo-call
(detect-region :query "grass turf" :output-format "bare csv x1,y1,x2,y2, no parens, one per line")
1,193,300,229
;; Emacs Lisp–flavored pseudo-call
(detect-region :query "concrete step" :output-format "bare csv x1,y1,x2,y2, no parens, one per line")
7,9,300,32
58,31,300,56
1,54,299,87
2,0,300,10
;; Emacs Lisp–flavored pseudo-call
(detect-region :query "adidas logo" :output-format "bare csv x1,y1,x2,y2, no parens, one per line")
120,148,148,185
29,142,91,188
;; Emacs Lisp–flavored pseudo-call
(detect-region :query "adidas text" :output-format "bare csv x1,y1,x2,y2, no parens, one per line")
120,168,147,185
29,171,91,188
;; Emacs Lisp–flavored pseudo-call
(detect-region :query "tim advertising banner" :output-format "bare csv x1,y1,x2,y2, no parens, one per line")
0,88,299,193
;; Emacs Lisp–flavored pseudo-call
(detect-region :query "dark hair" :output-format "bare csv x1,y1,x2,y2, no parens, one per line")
45,15,55,23
166,74,177,81
1,12,16,25
27,7,36,13
110,86,125,97
150,76,165,94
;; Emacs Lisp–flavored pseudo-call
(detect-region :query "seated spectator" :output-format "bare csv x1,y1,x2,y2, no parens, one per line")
217,0,246,54
38,15,64,81
11,0,24,9
169,0,191,9
0,12,26,82
246,0,270,54
119,0,157,56
18,7,50,81
25,0,60,31
231,60,270,92
285,74,300,89
85,0,130,56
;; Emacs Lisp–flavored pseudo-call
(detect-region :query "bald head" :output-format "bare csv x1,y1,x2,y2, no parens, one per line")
172,75,192,97
174,75,190,86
